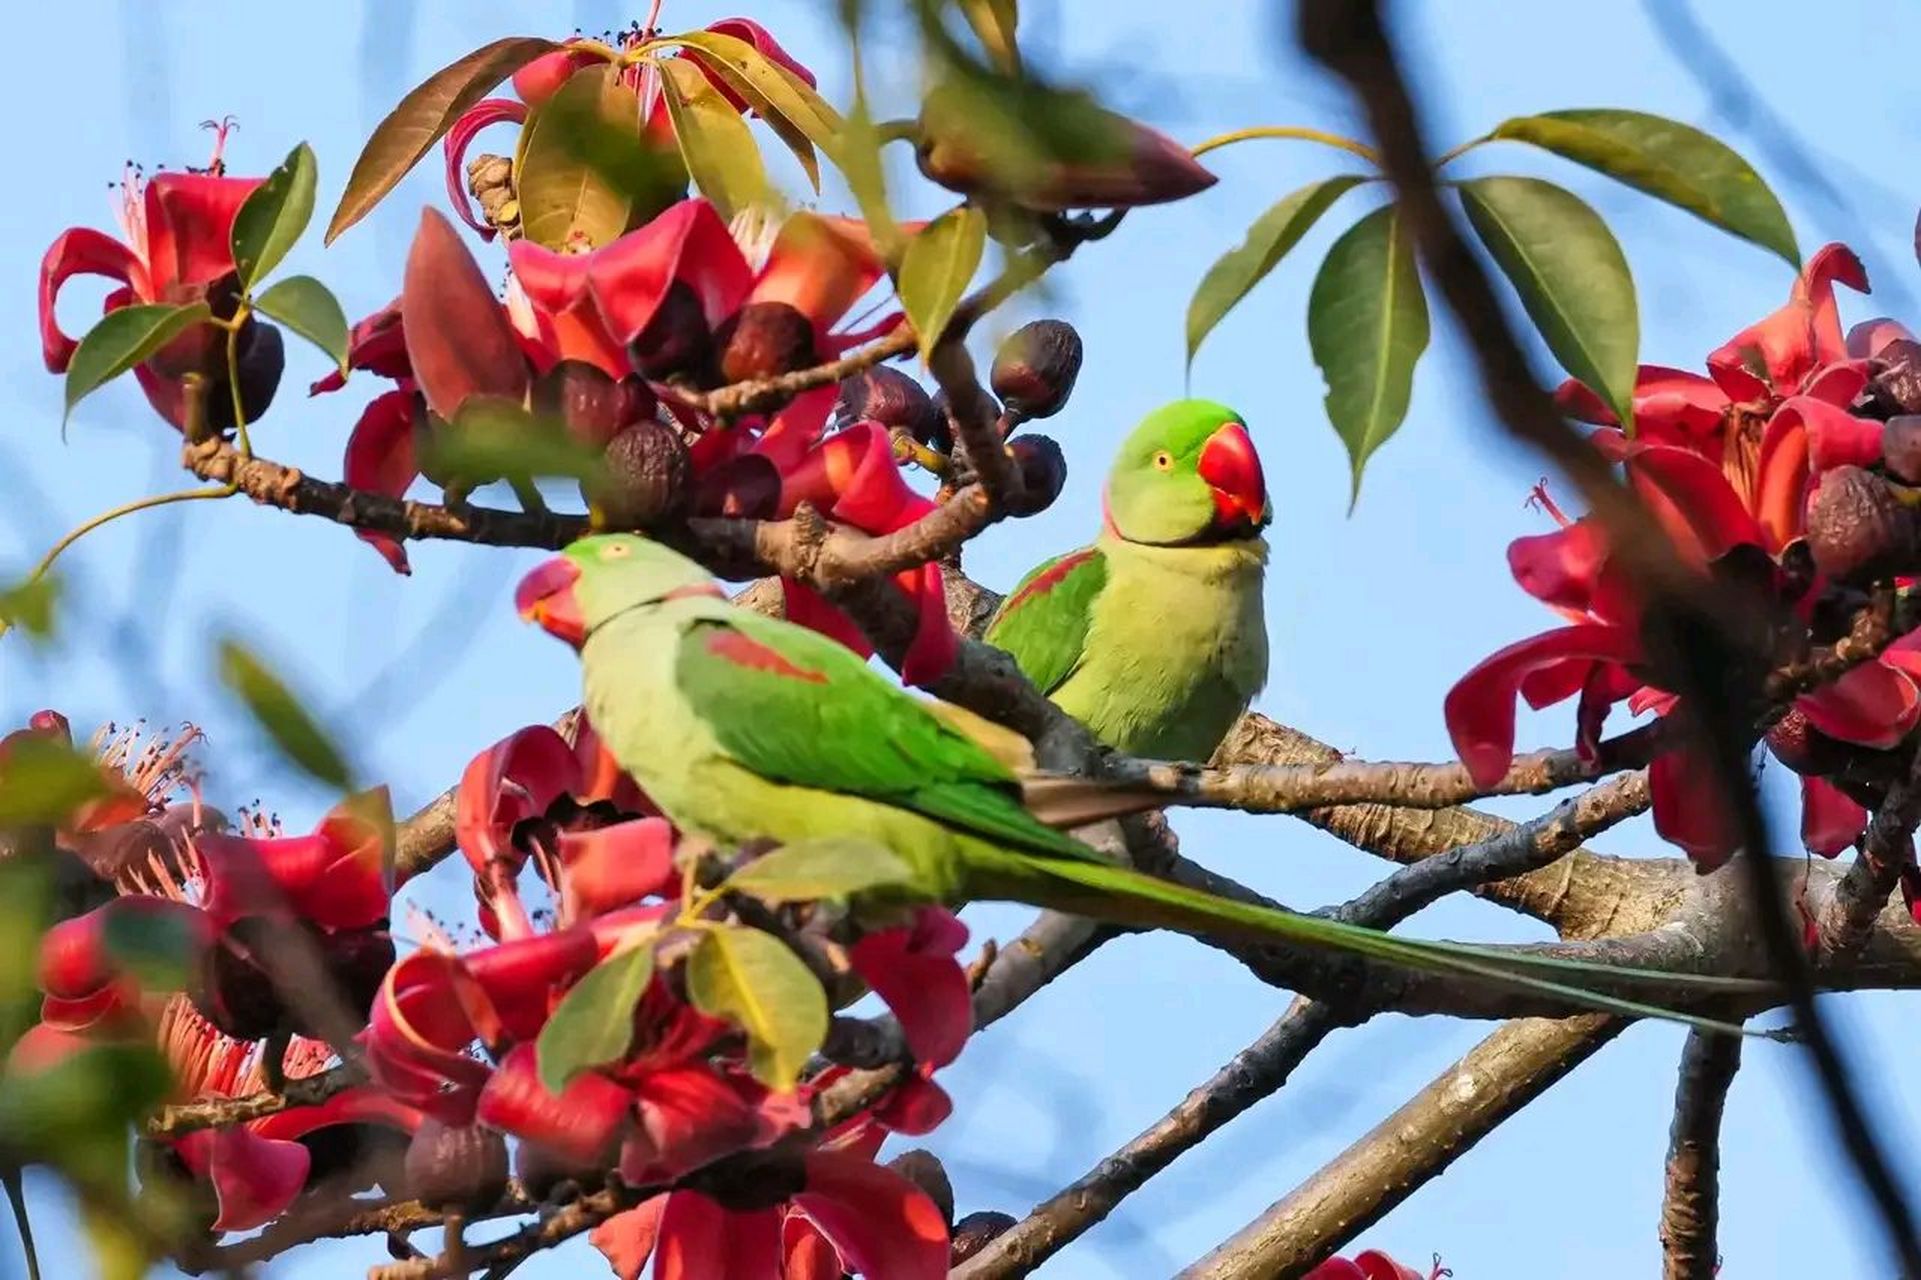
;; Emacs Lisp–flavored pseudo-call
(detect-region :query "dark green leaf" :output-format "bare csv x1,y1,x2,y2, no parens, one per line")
726,838,915,905
216,639,354,791
1307,204,1430,505
326,37,560,244
1458,175,1639,429
657,57,769,221
1489,109,1797,265
535,944,655,1093
0,577,59,639
63,303,213,426
1186,175,1368,370
0,856,53,1048
100,906,199,993
515,65,689,252
0,738,111,827
0,1043,173,1157
254,276,349,375
231,143,317,290
424,397,610,488
900,206,987,362
685,925,826,1090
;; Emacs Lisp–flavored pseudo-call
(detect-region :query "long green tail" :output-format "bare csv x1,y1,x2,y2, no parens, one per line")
961,848,1780,1038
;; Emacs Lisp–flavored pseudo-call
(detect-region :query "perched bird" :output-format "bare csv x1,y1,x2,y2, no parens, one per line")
515,532,1767,1021
985,399,1270,762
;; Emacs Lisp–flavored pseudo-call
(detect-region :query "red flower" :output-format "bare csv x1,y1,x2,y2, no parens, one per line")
1307,1250,1449,1280
1451,245,1921,866
39,127,282,431
847,906,973,1069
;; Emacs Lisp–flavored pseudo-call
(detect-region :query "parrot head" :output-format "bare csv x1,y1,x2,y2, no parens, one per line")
1102,399,1269,546
517,534,724,646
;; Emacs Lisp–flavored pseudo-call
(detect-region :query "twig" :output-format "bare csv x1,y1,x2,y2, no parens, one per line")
147,1063,361,1138
928,341,1024,507
1816,750,1921,960
1660,1029,1743,1280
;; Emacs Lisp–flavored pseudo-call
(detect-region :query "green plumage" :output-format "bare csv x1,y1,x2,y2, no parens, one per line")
986,399,1271,762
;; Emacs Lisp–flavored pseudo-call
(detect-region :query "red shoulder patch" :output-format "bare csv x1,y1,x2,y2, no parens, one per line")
1005,548,1098,614
704,629,827,683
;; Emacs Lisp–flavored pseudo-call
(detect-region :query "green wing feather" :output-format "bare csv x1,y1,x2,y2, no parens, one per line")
984,547,1107,695
675,612,1099,861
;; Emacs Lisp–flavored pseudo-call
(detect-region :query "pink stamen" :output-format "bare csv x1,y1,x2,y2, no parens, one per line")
200,116,238,176
1525,478,1573,528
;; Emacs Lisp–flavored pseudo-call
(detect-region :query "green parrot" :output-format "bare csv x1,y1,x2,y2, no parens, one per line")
515,532,1766,1024
985,399,1269,762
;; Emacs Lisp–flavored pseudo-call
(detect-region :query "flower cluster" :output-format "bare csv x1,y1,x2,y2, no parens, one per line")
1447,244,1921,867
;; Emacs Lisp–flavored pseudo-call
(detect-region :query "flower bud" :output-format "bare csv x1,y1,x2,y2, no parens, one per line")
1806,465,1919,585
628,281,713,381
533,360,633,450
1765,707,1857,777
992,320,1082,421
405,1117,510,1212
1004,434,1067,517
713,302,816,385
584,420,692,531
514,1139,607,1203
836,366,946,449
1868,339,1921,417
203,320,286,435
1883,415,1921,485
692,452,782,520
950,1210,1017,1265
886,1149,954,1227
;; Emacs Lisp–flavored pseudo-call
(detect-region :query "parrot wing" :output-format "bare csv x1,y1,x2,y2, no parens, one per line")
674,611,1105,862
983,547,1108,695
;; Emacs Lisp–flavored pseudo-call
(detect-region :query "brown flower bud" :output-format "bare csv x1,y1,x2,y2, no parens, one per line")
1867,339,1921,417
837,366,947,449
886,1149,954,1227
950,1210,1018,1265
532,360,632,450
1765,706,1855,777
692,452,782,520
514,1140,606,1202
713,301,816,385
585,420,693,531
1806,465,1919,585
1004,434,1067,517
992,320,1082,421
405,1118,510,1212
628,281,714,381
1884,415,1921,485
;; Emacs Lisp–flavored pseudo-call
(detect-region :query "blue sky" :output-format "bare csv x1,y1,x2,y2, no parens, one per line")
7,1,1921,1276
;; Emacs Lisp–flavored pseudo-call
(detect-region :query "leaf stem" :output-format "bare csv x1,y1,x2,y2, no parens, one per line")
223,306,253,459
1190,126,1380,167
1432,135,1489,169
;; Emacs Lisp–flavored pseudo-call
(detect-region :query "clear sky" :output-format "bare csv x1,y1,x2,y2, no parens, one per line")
6,1,1921,1276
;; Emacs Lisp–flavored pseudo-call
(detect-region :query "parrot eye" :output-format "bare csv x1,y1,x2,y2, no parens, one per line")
1152,451,1173,470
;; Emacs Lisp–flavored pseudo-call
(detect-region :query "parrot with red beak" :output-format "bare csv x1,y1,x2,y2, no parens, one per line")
986,399,1271,761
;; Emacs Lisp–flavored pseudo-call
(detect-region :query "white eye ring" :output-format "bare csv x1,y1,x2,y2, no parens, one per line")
603,542,631,559
1153,451,1173,470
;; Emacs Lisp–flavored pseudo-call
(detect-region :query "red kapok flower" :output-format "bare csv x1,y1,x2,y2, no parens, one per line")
1306,1250,1450,1280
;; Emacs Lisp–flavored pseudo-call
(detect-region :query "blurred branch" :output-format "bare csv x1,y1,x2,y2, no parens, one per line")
148,1063,360,1138
1660,1029,1743,1280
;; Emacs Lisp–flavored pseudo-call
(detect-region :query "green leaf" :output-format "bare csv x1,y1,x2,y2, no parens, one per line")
100,906,199,993
1458,175,1639,430
326,36,560,244
230,142,317,291
1186,175,1368,370
956,0,1021,73
725,838,916,905
1488,109,1798,265
0,1043,172,1160
657,57,770,222
63,303,213,426
839,101,902,264
0,577,59,639
899,206,987,362
1307,204,1430,505
0,738,111,827
423,397,610,489
216,639,354,791
535,943,655,1093
667,31,844,155
0,855,54,1047
685,925,826,1090
515,64,689,252
254,276,349,376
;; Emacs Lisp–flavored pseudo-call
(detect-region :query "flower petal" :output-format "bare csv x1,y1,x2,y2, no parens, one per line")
176,1125,311,1233
1651,745,1739,869
1507,520,1609,616
38,227,146,372
454,725,584,877
1708,242,1868,399
343,389,421,574
1444,625,1643,788
592,1197,667,1280
873,1071,953,1135
557,818,677,920
1798,660,1920,749
566,198,752,342
1801,775,1868,858
751,386,840,475
444,99,528,239
463,927,601,1042
899,564,960,690
313,298,410,394
749,213,886,332
780,580,874,658
142,173,261,290
656,1192,782,1280
198,790,393,931
1625,444,1766,562
848,908,971,1069
476,1043,632,1164
795,1149,950,1280
363,951,496,1124
621,1066,768,1185
39,896,212,1002
402,208,532,420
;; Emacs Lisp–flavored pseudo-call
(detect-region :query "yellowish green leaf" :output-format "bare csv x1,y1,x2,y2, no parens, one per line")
725,838,915,905
516,64,687,252
536,943,655,1092
657,57,770,221
899,206,987,361
216,639,354,791
685,925,826,1090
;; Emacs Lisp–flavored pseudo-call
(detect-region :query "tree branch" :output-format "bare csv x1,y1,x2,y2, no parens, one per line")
1816,750,1921,960
148,1063,360,1138
1660,1029,1743,1280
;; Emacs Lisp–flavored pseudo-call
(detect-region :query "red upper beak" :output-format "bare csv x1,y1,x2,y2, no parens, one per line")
1196,421,1269,533
517,556,586,646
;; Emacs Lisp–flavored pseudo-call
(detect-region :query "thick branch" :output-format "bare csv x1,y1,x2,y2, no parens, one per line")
1660,1029,1743,1280
1178,1016,1621,1279
1816,751,1921,960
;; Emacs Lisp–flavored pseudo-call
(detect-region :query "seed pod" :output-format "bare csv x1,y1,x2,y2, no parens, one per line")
628,281,714,381
203,320,286,435
1868,340,1921,417
533,359,632,450
1883,415,1921,485
713,301,816,385
691,452,782,520
950,1210,1018,1265
585,420,693,530
1806,465,1919,585
515,1140,607,1202
886,1150,954,1227
991,320,1082,421
405,1118,510,1212
1004,434,1067,517
837,366,946,449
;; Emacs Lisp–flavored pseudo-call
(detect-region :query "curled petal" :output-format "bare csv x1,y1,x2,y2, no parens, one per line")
142,173,261,290
795,1150,950,1280
1507,520,1609,617
656,1194,782,1280
873,1071,953,1135
570,715,654,813
1849,317,1915,359
847,908,971,1068
39,896,212,1000
899,564,960,689
444,99,528,239
1650,746,1739,870
198,789,393,931
1801,776,1869,858
1444,625,1643,788
1708,242,1868,399
343,389,422,573
313,299,410,394
592,1197,667,1280
476,1043,632,1164
621,1066,768,1185
363,951,496,1124
1798,661,1921,749
1558,368,1727,441
775,420,931,532
1625,445,1765,562
463,927,601,1041
38,227,146,372
544,197,752,342
174,1125,310,1232
749,213,887,332
783,1215,844,1280
751,386,839,475
454,725,583,876
252,1083,422,1143
557,818,677,919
